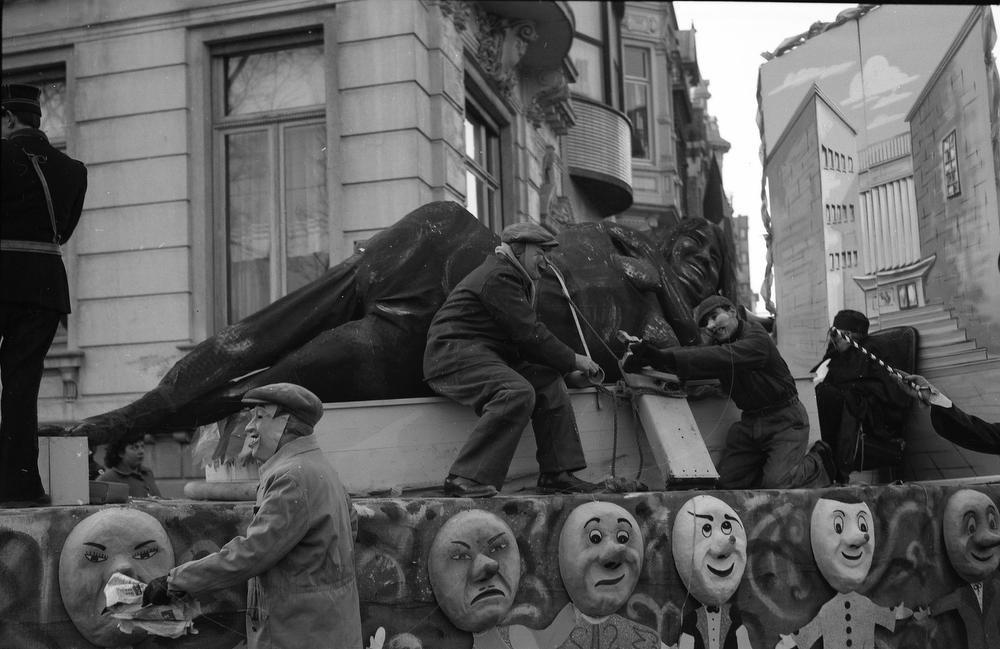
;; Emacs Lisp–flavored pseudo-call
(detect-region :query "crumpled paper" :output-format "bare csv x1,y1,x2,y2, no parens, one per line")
102,572,201,638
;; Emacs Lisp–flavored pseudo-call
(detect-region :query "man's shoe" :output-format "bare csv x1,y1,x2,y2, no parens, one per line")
537,471,604,495
811,441,837,486
443,475,498,498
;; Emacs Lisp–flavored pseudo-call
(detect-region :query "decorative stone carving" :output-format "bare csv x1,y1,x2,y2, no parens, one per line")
476,13,537,98
438,0,474,33
623,14,660,37
538,145,575,232
526,68,574,135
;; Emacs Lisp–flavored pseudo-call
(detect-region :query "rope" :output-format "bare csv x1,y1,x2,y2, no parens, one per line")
828,326,925,393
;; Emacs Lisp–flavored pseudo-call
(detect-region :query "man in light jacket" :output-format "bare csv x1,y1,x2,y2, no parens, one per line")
144,383,362,648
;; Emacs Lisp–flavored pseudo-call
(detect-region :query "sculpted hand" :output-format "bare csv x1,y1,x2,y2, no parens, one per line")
142,575,177,606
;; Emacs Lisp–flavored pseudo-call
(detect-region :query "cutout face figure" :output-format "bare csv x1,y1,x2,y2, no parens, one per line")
428,510,521,633
943,489,1000,583
672,495,747,607
58,508,175,646
558,501,644,617
810,497,874,593
237,404,288,464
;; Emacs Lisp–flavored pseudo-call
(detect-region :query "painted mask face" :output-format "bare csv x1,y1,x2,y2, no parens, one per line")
672,495,747,607
428,510,521,632
943,489,1000,583
58,508,175,647
558,501,644,617
238,404,288,464
810,497,874,593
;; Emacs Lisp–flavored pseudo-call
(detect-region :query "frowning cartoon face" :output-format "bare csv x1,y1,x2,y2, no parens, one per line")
428,510,521,632
58,508,175,646
558,501,644,617
811,497,874,593
672,495,747,607
943,489,1000,583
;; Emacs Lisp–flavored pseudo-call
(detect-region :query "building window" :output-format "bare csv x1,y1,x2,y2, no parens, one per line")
463,98,502,231
942,130,960,198
624,45,651,160
897,282,918,309
212,36,329,324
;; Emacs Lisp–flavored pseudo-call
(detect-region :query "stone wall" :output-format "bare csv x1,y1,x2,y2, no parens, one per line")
3,485,999,648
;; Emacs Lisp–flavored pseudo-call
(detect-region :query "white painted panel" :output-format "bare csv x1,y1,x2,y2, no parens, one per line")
75,201,189,253
76,29,186,77
78,110,187,163
77,293,189,346
77,248,189,299
85,155,188,209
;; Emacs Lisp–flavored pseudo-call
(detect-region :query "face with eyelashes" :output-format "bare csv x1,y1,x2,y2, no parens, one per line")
672,495,747,607
59,508,175,646
428,510,521,632
811,497,874,593
943,489,1000,583
558,501,644,617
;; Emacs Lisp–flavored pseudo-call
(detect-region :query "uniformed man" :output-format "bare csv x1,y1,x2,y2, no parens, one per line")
1,83,88,506
143,383,363,649
423,222,603,497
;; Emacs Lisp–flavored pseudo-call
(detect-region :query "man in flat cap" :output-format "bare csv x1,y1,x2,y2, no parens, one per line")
1,83,88,506
812,310,912,483
143,383,363,648
625,294,835,489
424,221,603,497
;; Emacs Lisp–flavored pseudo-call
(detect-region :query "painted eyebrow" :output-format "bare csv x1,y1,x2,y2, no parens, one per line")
134,540,158,550
617,518,633,529
487,532,507,545
83,542,106,551
833,509,846,516
450,540,471,549
724,514,743,528
585,517,601,526
688,511,714,521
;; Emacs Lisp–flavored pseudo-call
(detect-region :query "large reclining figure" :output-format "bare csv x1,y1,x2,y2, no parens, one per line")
75,201,735,444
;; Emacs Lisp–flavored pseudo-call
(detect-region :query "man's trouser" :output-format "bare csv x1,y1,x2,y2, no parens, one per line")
717,398,829,489
428,358,586,489
0,304,60,501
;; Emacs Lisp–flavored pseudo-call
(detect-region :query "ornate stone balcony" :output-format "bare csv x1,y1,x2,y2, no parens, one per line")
563,93,634,215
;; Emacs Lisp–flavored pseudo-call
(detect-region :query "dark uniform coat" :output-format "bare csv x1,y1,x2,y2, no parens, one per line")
1,128,87,312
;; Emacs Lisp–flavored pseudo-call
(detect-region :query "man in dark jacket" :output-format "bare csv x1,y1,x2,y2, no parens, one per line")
144,383,363,648
625,295,834,489
424,222,603,497
901,373,1000,455
1,83,88,505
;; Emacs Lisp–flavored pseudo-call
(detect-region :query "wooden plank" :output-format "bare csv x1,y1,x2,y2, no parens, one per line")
623,372,719,487
38,436,89,505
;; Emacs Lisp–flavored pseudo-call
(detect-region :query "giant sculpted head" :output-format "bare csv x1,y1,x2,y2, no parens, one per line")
74,202,735,443
59,508,175,647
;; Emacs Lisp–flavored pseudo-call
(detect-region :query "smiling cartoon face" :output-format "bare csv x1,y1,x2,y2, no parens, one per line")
558,501,644,617
810,497,874,593
428,510,521,633
58,508,175,646
672,495,747,607
943,489,1000,584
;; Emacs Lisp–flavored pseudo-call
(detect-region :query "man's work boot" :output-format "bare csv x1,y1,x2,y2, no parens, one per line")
443,475,498,498
537,471,604,495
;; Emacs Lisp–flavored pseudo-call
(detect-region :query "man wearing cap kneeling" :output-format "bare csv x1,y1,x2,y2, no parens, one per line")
424,222,604,497
625,295,835,489
143,383,362,648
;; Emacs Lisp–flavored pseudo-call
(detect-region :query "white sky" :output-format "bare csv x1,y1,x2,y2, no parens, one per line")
672,3,1000,309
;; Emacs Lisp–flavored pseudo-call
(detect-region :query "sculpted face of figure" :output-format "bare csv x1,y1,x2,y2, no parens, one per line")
672,495,747,607
665,220,723,306
59,509,175,647
558,501,643,617
943,489,1000,583
810,497,874,593
428,510,521,632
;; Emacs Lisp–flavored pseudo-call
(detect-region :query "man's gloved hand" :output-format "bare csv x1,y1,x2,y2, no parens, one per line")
142,575,177,606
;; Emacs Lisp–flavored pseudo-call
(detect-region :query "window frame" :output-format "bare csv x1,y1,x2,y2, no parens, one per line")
462,64,514,232
624,44,653,161
187,12,340,337
942,129,961,198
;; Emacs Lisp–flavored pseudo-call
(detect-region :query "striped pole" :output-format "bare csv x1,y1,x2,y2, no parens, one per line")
829,326,927,394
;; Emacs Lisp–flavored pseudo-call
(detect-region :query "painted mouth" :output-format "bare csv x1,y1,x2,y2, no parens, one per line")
471,588,506,604
594,574,625,587
707,562,735,577
841,550,863,561
971,551,996,563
